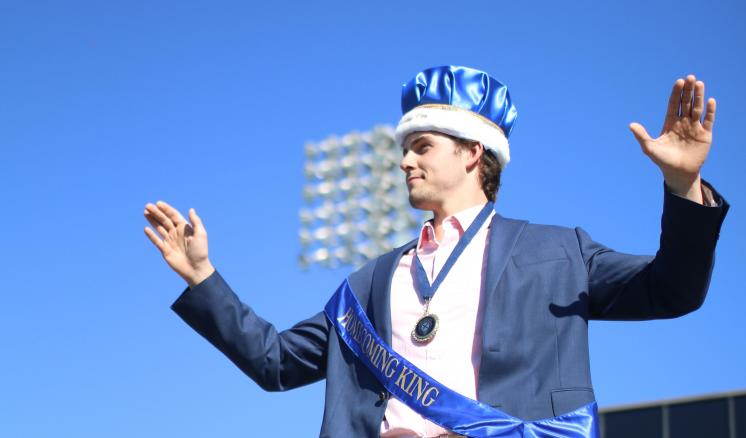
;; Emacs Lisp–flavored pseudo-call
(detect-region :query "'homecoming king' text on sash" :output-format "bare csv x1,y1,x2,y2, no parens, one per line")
324,279,599,438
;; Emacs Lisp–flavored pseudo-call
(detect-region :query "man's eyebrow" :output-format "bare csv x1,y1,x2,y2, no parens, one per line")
404,135,429,150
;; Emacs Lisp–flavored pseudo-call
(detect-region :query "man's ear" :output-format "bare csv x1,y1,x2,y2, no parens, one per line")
464,142,484,171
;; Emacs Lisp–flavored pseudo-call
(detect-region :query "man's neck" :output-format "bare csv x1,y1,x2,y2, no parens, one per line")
430,195,489,241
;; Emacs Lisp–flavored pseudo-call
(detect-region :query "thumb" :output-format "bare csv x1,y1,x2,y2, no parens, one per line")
189,208,206,234
629,122,653,154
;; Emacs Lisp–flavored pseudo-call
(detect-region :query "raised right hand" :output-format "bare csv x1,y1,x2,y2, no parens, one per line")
144,201,215,288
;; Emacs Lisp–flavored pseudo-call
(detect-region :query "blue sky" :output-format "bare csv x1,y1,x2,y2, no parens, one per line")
1,1,744,436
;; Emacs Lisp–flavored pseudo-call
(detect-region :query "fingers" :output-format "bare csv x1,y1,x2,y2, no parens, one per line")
144,202,205,243
692,80,705,122
680,75,696,118
156,200,188,225
143,202,200,262
188,208,206,234
665,75,711,127
143,226,165,251
664,78,685,127
703,97,717,132
629,122,653,154
144,208,162,229
145,202,176,231
681,75,697,117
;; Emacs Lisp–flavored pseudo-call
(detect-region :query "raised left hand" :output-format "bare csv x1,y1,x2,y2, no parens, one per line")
629,75,716,203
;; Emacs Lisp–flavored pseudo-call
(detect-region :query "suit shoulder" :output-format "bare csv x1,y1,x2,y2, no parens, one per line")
523,221,576,235
348,257,377,284
504,216,576,236
346,258,377,303
506,218,579,248
346,238,416,302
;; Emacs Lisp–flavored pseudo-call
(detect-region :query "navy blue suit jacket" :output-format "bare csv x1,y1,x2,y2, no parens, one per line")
172,184,728,437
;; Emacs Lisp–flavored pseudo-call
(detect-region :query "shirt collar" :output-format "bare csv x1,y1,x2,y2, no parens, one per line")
417,203,493,252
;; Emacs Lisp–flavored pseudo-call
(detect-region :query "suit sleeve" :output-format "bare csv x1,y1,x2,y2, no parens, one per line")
170,270,329,391
580,180,729,320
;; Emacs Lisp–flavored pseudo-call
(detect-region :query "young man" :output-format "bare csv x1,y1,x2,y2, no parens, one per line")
144,66,728,437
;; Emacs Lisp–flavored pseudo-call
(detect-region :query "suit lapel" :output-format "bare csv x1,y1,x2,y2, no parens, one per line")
369,238,417,345
484,213,527,298
481,214,527,345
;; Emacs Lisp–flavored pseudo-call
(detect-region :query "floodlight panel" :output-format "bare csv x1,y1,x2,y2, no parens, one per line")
299,125,423,269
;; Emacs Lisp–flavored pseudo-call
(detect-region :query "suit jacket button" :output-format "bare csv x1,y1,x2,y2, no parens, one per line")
379,391,389,401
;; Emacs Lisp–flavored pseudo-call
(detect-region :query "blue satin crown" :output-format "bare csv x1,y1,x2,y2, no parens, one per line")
401,65,518,138
395,66,518,169
324,280,599,438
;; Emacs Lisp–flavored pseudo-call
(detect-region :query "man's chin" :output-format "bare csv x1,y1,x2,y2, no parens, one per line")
408,194,436,211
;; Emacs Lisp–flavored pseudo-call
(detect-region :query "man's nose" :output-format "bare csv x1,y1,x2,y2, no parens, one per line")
400,150,415,172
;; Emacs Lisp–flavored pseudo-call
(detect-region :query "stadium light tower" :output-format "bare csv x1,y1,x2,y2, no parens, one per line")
299,125,425,269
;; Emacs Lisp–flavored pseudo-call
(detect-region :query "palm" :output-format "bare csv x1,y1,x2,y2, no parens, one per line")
646,117,712,175
162,220,209,275
144,201,210,281
630,75,716,182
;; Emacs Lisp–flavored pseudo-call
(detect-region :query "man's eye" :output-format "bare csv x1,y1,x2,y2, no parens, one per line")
403,142,431,155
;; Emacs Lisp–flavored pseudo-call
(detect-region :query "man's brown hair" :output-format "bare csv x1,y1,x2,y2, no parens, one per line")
449,135,502,202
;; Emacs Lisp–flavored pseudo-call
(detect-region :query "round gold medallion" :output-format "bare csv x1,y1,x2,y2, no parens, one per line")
411,314,439,343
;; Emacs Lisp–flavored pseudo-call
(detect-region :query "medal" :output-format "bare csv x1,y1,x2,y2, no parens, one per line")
412,299,439,343
411,202,494,344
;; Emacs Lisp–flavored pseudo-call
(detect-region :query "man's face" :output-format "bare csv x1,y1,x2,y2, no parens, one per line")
399,131,472,210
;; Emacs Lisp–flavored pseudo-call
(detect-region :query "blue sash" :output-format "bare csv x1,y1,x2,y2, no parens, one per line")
324,279,599,438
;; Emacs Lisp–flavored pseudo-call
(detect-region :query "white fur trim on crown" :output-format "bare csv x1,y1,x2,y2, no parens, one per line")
394,105,510,169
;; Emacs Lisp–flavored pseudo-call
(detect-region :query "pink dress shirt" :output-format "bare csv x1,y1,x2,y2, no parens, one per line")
380,204,494,438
